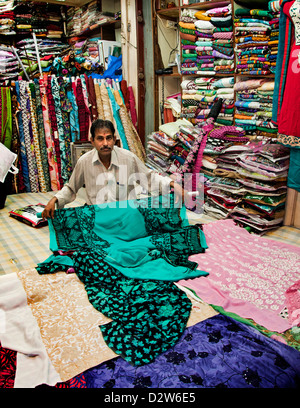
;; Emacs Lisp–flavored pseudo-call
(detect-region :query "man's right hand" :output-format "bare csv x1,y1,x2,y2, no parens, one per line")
41,197,58,219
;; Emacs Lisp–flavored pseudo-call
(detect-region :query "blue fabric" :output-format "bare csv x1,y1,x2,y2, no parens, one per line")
90,55,122,81
82,314,300,388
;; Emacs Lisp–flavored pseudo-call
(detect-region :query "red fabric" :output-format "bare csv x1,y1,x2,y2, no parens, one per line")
0,343,17,388
278,1,300,138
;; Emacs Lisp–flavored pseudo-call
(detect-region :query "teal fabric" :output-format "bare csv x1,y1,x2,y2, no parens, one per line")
38,194,208,281
287,147,300,193
36,194,209,365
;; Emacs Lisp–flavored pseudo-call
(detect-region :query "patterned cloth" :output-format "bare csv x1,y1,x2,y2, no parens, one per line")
83,314,300,388
36,194,209,366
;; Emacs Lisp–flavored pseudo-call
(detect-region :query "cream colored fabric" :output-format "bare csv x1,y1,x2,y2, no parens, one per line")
16,268,117,382
0,273,61,387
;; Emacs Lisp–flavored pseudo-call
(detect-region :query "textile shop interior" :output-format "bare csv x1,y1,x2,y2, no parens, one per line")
1,0,300,390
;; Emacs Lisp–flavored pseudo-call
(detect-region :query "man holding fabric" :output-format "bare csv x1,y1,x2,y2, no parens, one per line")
42,119,184,219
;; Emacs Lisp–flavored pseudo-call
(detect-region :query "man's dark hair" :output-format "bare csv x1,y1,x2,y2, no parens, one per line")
90,119,115,140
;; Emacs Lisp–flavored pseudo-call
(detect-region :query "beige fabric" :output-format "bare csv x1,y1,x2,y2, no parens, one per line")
16,268,116,382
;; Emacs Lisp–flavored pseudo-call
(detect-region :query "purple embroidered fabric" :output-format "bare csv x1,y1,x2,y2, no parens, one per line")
83,315,300,389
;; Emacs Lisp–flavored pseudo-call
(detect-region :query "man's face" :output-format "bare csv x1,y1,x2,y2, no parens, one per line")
91,127,116,160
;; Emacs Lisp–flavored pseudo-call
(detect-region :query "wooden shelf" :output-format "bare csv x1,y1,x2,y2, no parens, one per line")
181,1,231,10
156,7,180,19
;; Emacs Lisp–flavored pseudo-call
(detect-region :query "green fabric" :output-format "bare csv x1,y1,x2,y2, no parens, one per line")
40,194,208,281
36,194,209,366
287,147,300,193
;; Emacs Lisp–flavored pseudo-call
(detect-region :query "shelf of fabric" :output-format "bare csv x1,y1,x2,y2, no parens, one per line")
234,7,274,76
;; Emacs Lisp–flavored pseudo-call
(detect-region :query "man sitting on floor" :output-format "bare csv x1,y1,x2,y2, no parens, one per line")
42,119,184,219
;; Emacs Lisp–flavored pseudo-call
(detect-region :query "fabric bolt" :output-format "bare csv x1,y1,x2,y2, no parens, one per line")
1,87,12,149
66,80,80,142
57,77,73,180
46,76,63,189
86,74,98,121
51,76,69,185
26,83,47,193
273,1,300,141
75,78,89,141
19,81,39,193
107,87,128,150
39,77,58,191
79,75,91,136
33,79,51,191
100,83,114,123
93,81,103,119
14,81,30,192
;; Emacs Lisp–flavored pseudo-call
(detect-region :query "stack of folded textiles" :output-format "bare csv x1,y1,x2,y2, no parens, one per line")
146,118,193,174
234,78,278,137
202,135,290,234
180,4,233,76
0,0,15,36
234,8,273,75
180,76,234,126
66,1,115,37
230,141,290,234
207,4,234,75
15,38,68,77
267,0,280,73
0,44,19,83
181,77,217,123
14,1,63,38
212,77,234,126
179,8,199,75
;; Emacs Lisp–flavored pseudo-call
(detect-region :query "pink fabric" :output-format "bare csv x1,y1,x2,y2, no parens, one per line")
179,219,300,332
285,280,300,327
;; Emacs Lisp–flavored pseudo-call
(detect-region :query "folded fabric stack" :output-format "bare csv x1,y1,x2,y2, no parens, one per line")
212,76,234,126
0,45,19,83
146,130,178,173
202,139,249,219
15,38,68,77
180,4,233,76
207,4,234,75
146,118,208,175
234,78,278,137
267,0,280,73
234,8,273,75
181,76,216,123
230,141,290,234
14,1,63,38
180,76,234,126
179,9,199,75
0,0,15,36
66,1,115,38
202,135,290,233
